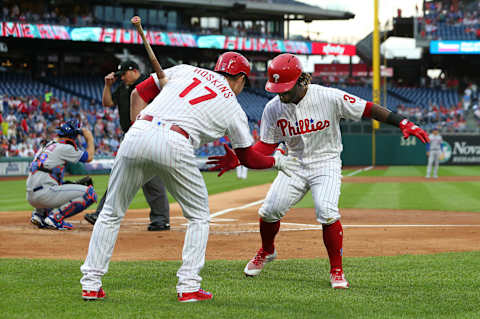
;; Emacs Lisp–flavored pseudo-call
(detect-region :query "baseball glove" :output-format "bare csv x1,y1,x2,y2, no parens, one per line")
64,176,94,187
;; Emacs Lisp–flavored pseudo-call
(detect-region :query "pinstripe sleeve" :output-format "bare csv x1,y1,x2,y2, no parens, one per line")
259,100,281,144
332,88,367,121
226,108,254,148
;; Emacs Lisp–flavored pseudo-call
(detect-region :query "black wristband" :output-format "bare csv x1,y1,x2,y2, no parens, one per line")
385,112,405,127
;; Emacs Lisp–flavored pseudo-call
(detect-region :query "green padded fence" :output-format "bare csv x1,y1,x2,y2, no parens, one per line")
341,134,428,166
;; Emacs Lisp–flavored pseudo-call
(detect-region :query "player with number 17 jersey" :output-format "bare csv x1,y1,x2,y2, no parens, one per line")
80,52,300,302
141,64,252,149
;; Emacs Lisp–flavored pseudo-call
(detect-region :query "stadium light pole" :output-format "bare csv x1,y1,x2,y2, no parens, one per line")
372,0,381,167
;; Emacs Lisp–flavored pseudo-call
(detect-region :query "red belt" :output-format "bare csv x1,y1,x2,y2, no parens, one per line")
136,114,189,139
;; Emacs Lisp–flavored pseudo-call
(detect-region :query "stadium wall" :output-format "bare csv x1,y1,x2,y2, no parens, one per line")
341,134,480,166
2,135,479,176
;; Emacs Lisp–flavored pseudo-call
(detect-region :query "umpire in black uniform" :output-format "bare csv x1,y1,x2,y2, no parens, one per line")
84,60,170,231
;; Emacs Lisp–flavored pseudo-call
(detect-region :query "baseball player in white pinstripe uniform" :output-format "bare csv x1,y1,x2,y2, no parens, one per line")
80,52,299,302
209,53,430,289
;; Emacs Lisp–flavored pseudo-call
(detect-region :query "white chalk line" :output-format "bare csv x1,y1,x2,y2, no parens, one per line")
345,166,373,177
210,199,264,218
69,181,477,233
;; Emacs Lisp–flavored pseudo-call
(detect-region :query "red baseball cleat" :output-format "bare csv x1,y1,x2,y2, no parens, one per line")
177,289,213,302
244,248,277,276
82,287,106,300
330,268,350,289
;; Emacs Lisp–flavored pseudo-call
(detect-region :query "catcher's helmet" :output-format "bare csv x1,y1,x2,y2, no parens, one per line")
57,119,82,138
265,53,303,93
214,52,251,77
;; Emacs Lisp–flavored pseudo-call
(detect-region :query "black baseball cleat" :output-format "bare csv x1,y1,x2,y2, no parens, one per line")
147,222,170,231
84,212,99,225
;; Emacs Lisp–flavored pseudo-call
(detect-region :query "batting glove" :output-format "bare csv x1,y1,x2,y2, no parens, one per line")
273,150,300,177
206,144,240,177
399,119,430,144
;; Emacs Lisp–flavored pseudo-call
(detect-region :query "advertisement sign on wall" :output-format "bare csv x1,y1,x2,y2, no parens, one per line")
1,21,356,56
0,159,31,176
430,40,480,54
440,136,480,164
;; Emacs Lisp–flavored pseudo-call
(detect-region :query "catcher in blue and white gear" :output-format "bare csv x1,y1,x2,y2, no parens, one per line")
26,119,97,230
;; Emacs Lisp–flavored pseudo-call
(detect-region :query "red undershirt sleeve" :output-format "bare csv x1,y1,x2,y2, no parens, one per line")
234,146,275,169
251,141,278,155
362,101,373,118
135,76,160,103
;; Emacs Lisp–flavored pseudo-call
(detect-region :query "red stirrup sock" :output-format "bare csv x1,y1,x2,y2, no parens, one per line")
260,218,280,254
322,220,344,271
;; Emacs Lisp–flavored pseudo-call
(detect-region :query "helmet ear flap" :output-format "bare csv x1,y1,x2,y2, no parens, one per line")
265,54,303,93
214,52,251,78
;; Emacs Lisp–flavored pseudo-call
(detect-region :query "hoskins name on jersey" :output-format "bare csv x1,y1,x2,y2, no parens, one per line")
193,68,234,98
277,118,330,137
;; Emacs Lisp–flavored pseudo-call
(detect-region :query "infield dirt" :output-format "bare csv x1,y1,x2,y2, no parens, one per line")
1,176,479,261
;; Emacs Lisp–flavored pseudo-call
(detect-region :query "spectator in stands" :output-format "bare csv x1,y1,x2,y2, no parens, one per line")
44,90,52,103
1,116,8,137
473,104,480,122
8,137,19,157
0,136,8,156
93,118,104,141
463,85,472,110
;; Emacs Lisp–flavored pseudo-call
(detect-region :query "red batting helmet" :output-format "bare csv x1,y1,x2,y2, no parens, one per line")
265,53,303,93
214,52,251,77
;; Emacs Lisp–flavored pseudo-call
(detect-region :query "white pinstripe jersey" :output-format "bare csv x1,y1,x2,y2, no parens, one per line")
141,64,253,149
260,84,367,164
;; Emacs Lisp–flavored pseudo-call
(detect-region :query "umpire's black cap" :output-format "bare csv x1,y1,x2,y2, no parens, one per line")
114,60,139,77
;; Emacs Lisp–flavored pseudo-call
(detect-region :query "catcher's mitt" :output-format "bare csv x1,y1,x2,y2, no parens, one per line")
64,176,94,187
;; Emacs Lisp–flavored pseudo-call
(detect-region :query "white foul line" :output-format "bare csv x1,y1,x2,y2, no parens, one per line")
210,167,371,218
343,224,480,228
248,222,480,229
211,199,264,218
345,166,373,176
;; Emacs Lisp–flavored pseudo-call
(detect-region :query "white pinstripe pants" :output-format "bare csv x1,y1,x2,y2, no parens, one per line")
259,160,342,224
80,120,210,293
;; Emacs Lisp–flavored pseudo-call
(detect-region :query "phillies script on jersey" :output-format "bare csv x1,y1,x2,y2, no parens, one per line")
277,118,330,137
192,67,234,98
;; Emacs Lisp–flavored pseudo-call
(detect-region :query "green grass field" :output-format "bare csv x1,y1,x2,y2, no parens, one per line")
2,252,480,319
1,166,480,318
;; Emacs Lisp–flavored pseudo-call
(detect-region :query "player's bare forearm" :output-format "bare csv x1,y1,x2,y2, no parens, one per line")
366,103,430,143
82,129,95,162
130,89,147,121
369,103,392,123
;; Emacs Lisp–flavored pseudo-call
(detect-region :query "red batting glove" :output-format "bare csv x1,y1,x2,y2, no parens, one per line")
206,144,240,177
399,119,430,144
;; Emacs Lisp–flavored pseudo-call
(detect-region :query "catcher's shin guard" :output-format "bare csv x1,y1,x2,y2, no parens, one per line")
84,186,98,205
53,186,98,222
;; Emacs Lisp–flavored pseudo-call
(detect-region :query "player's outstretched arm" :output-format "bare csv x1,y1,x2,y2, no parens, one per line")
207,144,299,177
206,144,240,176
363,103,430,143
